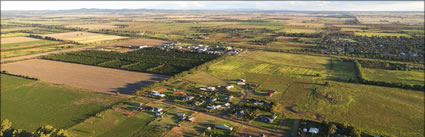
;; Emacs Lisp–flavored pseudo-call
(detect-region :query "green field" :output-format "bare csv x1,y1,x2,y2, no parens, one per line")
363,68,424,85
0,74,123,131
0,32,29,38
1,40,54,48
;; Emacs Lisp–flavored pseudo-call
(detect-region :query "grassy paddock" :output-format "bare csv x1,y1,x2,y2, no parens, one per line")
0,74,123,131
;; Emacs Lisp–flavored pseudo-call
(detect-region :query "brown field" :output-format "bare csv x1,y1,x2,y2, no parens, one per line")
103,38,167,46
1,37,41,44
1,59,169,94
65,24,119,30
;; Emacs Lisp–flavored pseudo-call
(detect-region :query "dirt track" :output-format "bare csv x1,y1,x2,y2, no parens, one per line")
1,59,169,94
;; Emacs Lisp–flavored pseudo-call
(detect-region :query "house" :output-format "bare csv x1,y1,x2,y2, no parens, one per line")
208,98,217,102
181,96,194,101
239,79,246,82
253,101,264,105
155,112,164,116
207,86,216,91
139,45,148,49
235,110,244,116
267,90,276,97
215,124,233,131
223,103,231,107
259,114,277,123
237,82,246,86
194,101,204,106
308,128,319,134
156,88,167,93
186,117,195,122
225,85,234,90
131,102,143,107
153,107,163,112
152,92,165,97
206,105,222,110
199,88,207,91
176,113,186,117
225,96,233,101
173,91,185,95
303,128,308,132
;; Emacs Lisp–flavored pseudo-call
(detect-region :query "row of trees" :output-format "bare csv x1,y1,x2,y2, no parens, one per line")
1,119,69,137
1,71,38,80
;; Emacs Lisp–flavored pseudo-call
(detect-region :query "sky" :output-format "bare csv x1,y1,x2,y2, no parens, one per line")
1,1,424,11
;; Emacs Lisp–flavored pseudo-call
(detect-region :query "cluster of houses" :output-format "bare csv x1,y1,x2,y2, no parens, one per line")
176,113,195,122
199,84,235,92
159,44,243,56
130,102,165,117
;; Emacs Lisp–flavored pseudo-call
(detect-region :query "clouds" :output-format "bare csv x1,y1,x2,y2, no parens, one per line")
1,1,424,11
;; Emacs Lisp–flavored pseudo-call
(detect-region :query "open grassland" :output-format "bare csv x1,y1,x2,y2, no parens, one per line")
1,59,169,94
290,81,424,137
42,31,126,44
208,50,330,80
0,27,34,33
0,74,123,131
362,68,424,85
1,37,42,45
354,32,411,37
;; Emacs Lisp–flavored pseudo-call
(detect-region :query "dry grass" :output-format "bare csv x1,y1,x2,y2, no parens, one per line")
1,37,41,44
104,38,167,46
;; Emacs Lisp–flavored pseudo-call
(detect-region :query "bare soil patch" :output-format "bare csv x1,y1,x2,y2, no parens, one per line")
1,37,41,44
1,59,169,94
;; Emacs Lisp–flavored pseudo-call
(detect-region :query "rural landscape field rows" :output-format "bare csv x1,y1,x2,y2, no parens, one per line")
1,2,424,137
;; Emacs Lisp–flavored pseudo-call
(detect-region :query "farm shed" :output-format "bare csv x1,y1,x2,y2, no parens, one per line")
308,128,319,134
215,124,233,131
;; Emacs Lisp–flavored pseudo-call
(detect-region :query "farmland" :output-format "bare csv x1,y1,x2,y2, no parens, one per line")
0,74,123,131
1,59,170,94
42,32,126,44
43,48,220,75
0,7,424,137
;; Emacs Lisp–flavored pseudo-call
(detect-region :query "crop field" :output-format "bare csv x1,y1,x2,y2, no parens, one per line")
362,68,424,85
0,32,30,38
1,59,170,94
0,74,123,131
43,48,219,75
65,24,119,30
103,38,167,47
354,32,411,37
1,36,42,45
277,28,320,34
42,31,126,44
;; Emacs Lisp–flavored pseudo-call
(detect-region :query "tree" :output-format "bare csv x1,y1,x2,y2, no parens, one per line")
1,119,12,136
328,124,337,135
349,127,361,137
